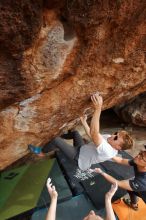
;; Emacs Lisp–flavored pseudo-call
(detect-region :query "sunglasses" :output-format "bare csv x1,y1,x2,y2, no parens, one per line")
113,132,118,141
138,151,146,163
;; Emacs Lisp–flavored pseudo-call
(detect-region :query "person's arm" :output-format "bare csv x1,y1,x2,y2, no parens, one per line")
80,115,91,138
112,156,130,166
105,182,118,220
46,198,57,220
46,178,58,220
94,168,133,191
90,93,103,146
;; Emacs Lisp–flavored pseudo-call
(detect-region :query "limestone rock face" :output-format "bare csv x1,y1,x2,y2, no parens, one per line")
0,0,146,169
115,93,146,127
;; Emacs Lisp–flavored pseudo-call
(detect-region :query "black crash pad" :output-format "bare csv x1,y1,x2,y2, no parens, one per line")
56,151,103,195
31,194,106,220
36,159,72,209
56,150,134,196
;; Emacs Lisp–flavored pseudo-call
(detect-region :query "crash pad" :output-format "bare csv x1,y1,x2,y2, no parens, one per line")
112,197,146,220
0,159,54,220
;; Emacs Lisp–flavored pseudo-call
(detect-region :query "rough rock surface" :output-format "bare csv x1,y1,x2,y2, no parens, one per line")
114,92,146,127
0,0,146,169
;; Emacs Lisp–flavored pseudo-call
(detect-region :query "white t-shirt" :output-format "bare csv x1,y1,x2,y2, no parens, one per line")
78,135,118,171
